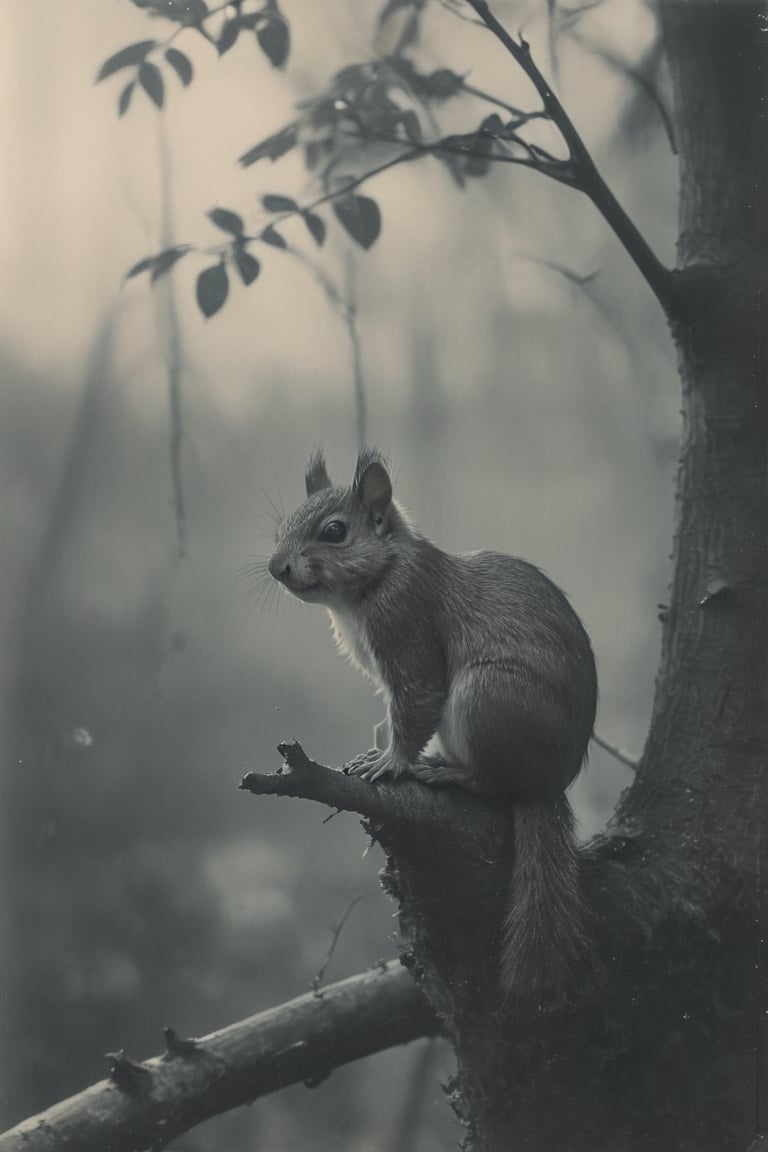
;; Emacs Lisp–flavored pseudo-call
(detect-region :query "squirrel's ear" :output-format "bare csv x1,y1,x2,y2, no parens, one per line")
355,460,393,521
305,449,332,496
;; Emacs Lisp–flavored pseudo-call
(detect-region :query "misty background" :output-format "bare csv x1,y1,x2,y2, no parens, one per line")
1,1,679,1148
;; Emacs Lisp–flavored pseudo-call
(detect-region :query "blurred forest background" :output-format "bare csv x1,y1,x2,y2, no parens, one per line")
0,1,680,1148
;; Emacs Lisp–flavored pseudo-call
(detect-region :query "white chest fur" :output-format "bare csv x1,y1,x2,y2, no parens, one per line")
327,607,384,690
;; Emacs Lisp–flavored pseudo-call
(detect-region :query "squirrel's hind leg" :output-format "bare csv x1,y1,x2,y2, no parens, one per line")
409,753,484,792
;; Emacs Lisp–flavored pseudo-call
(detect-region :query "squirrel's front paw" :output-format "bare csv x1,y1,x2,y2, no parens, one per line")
344,749,404,782
343,748,380,776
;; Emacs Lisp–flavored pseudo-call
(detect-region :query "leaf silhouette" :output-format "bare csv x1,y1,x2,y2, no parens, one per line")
139,61,164,108
165,48,193,86
208,208,245,236
239,124,297,167
118,83,134,117
261,225,287,249
303,212,326,247
218,19,240,55
262,194,298,212
96,40,156,83
127,246,189,280
234,246,261,285
332,195,381,250
196,262,229,318
257,18,290,67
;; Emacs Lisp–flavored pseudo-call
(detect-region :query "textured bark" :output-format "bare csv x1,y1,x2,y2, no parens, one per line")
448,4,767,1148
434,4,767,1147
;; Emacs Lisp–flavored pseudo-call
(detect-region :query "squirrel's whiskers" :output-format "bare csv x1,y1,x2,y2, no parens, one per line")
233,556,281,618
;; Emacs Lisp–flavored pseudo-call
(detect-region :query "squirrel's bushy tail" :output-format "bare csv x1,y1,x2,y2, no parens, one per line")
501,793,589,998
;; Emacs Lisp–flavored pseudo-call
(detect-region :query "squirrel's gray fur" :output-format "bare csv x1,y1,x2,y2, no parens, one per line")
269,449,598,996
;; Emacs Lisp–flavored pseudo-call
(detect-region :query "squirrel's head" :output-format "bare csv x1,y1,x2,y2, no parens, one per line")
268,449,403,606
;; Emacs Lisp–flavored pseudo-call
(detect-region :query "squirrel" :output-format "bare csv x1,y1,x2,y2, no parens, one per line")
268,448,598,996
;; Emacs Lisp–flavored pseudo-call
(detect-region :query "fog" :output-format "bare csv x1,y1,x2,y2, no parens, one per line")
1,2,679,1148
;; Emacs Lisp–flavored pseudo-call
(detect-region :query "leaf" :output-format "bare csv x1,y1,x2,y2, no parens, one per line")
127,245,189,280
256,18,290,68
441,122,497,180
128,256,160,279
262,194,298,212
208,207,245,236
173,0,209,23
421,68,464,101
332,194,381,250
149,247,189,281
118,83,134,117
261,225,287,249
303,211,326,247
480,113,504,136
217,18,240,55
139,61,164,108
165,47,193,86
131,0,208,23
233,245,261,285
196,262,229,318
96,40,156,83
239,124,297,167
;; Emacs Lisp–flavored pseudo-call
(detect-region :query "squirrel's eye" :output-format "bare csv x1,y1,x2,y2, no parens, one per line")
319,520,347,543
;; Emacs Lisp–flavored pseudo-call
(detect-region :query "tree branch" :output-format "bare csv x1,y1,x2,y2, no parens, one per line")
463,0,679,311
362,127,578,186
241,740,504,840
0,964,437,1152
591,731,639,770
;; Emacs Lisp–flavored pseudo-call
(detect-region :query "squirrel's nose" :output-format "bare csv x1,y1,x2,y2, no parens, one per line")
269,554,291,583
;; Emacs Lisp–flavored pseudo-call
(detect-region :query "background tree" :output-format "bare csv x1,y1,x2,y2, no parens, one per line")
0,1,764,1150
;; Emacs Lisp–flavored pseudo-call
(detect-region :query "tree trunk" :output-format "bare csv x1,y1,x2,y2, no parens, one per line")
376,3,767,1148
444,4,767,1148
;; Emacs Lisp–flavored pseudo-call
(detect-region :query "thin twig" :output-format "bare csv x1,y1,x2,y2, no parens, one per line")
546,0,562,89
435,0,485,26
570,31,677,154
462,0,677,311
336,126,576,186
312,897,363,994
344,249,367,453
159,119,187,560
460,79,541,118
247,147,421,215
282,245,368,444
512,249,610,321
591,731,639,770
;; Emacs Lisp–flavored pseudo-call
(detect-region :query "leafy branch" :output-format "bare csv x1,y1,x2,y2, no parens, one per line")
96,0,290,114
109,0,679,318
461,0,678,309
125,160,397,317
